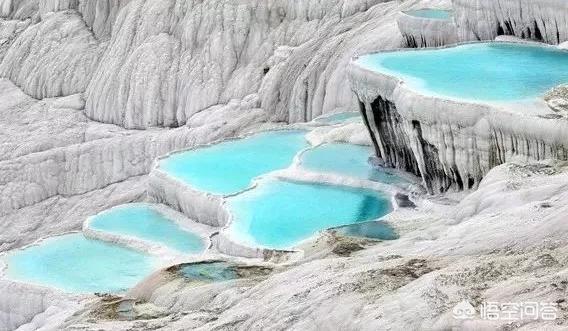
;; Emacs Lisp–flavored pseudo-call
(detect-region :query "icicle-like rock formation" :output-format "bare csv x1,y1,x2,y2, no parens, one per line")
452,0,568,44
397,11,457,48
349,60,568,194
83,0,397,128
0,0,431,129
0,11,102,99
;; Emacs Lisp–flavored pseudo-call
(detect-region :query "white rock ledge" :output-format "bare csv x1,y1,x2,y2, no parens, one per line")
348,42,568,193
147,169,230,228
452,0,568,45
397,10,457,48
82,203,216,260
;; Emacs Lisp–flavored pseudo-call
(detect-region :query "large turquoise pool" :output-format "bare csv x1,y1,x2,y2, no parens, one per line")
356,42,568,101
227,179,391,249
3,234,157,293
89,204,205,253
159,130,308,195
301,143,402,184
404,9,452,20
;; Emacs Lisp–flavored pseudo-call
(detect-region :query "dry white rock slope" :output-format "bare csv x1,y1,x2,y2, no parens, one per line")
1,0,568,330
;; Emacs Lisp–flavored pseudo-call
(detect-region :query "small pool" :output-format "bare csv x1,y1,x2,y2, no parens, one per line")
356,42,568,101
404,9,452,20
301,143,402,184
3,234,157,293
179,261,238,282
331,221,398,240
159,130,308,195
89,204,205,253
177,261,272,282
227,179,391,249
315,112,362,124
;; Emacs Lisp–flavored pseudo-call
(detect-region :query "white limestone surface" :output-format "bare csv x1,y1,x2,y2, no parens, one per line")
452,0,568,45
50,160,568,331
348,43,568,193
397,10,458,47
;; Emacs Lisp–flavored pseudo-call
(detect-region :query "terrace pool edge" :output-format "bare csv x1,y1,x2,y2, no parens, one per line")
83,203,214,257
348,40,568,193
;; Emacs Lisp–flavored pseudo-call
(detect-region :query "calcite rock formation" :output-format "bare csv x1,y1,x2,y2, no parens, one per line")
545,85,568,116
397,10,458,48
1,0,441,216
452,0,568,44
0,11,102,99
0,0,443,130
83,0,398,128
348,60,568,194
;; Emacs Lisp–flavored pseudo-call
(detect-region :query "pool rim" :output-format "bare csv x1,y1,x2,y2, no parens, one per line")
351,39,568,106
83,202,215,257
400,8,454,21
220,176,396,251
0,231,161,295
153,127,310,197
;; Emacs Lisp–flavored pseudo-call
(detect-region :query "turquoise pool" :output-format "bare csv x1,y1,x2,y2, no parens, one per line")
227,179,391,249
301,143,402,184
89,204,205,253
159,130,308,195
356,42,568,101
179,261,237,282
332,221,398,240
3,234,157,293
315,112,361,124
404,9,452,20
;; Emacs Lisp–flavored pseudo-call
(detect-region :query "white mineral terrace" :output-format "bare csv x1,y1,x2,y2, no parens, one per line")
2,0,568,330
349,40,568,193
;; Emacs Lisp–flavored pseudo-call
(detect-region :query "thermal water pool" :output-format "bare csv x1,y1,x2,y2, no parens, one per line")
3,234,157,293
158,130,308,195
331,221,398,240
227,179,392,249
403,9,452,20
179,261,237,282
300,143,402,184
356,42,568,101
88,204,205,253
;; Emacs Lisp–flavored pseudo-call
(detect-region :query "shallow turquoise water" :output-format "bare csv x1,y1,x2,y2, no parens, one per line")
332,221,398,240
315,112,361,124
356,42,568,101
4,234,156,293
89,204,205,253
404,9,451,20
179,262,237,282
301,144,402,184
159,130,308,195
228,180,391,249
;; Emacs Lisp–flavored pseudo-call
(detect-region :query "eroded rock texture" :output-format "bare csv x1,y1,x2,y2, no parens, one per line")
452,0,568,44
0,11,101,99
349,65,568,194
83,0,398,128
0,0,441,129
397,11,458,48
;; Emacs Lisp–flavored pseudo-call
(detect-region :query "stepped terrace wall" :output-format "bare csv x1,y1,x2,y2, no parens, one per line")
452,0,568,45
348,43,568,194
397,9,458,48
